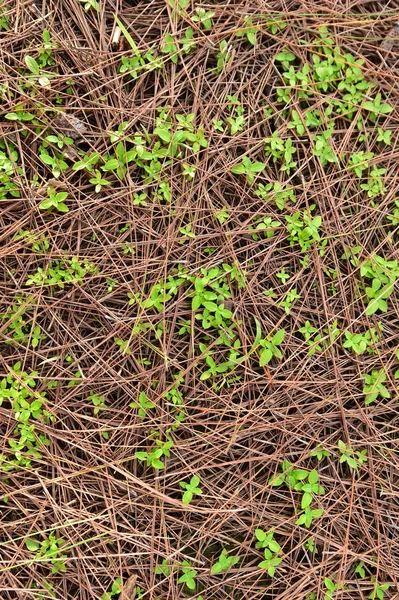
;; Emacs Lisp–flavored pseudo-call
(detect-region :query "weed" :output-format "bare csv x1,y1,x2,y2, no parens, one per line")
337,440,368,470
361,369,390,405
178,561,197,590
39,187,69,213
179,474,202,504
135,438,174,470
87,392,106,415
129,391,156,419
26,531,67,574
211,548,240,574
231,157,265,185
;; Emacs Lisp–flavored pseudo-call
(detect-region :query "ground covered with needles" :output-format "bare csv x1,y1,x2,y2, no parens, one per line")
1,1,399,599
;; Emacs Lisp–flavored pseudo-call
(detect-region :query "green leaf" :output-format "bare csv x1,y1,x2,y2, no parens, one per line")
250,162,266,173
324,577,335,591
255,528,266,541
308,469,318,484
259,347,272,366
231,164,246,175
25,55,40,75
182,490,193,504
301,492,312,509
102,159,119,171
268,540,281,553
5,113,19,120
191,474,200,487
272,329,285,345
26,538,40,551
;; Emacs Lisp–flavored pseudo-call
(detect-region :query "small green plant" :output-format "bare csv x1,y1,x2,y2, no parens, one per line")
324,578,343,600
376,128,391,145
129,391,156,419
309,445,331,461
231,157,265,185
179,474,202,504
39,187,69,213
89,170,111,192
342,327,380,355
178,561,197,590
249,216,280,240
26,531,67,574
304,537,316,553
26,257,97,288
87,392,106,415
362,93,392,116
255,529,281,552
135,438,174,470
296,506,324,528
257,329,285,366
192,7,214,29
255,181,295,210
226,95,245,135
312,130,336,165
355,561,366,578
337,440,368,470
360,166,386,198
279,288,301,315
285,209,323,253
78,0,100,12
211,548,240,574
101,577,122,600
361,369,390,405
255,530,282,576
347,151,374,177
264,132,297,173
369,578,390,600
236,15,258,46
276,267,290,283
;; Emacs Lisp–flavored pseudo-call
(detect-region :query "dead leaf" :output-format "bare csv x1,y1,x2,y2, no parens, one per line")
120,574,137,599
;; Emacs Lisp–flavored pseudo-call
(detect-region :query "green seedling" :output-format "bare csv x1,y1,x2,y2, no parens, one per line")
135,438,173,470
72,152,101,172
178,561,197,590
26,257,97,288
39,188,69,213
129,391,156,419
258,546,282,577
255,529,281,552
324,578,343,600
337,440,368,470
376,128,391,145
361,369,390,404
257,329,285,366
87,392,106,415
279,288,301,315
255,181,295,210
369,578,390,600
236,15,257,46
296,506,324,528
304,537,316,553
231,157,265,185
249,216,280,240
348,151,374,177
26,531,67,574
342,327,380,355
101,577,122,600
179,474,202,504
192,7,214,29
309,445,331,461
360,166,386,198
211,548,240,574
78,0,100,11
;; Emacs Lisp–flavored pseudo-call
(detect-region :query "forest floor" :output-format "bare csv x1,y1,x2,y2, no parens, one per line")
1,1,399,599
